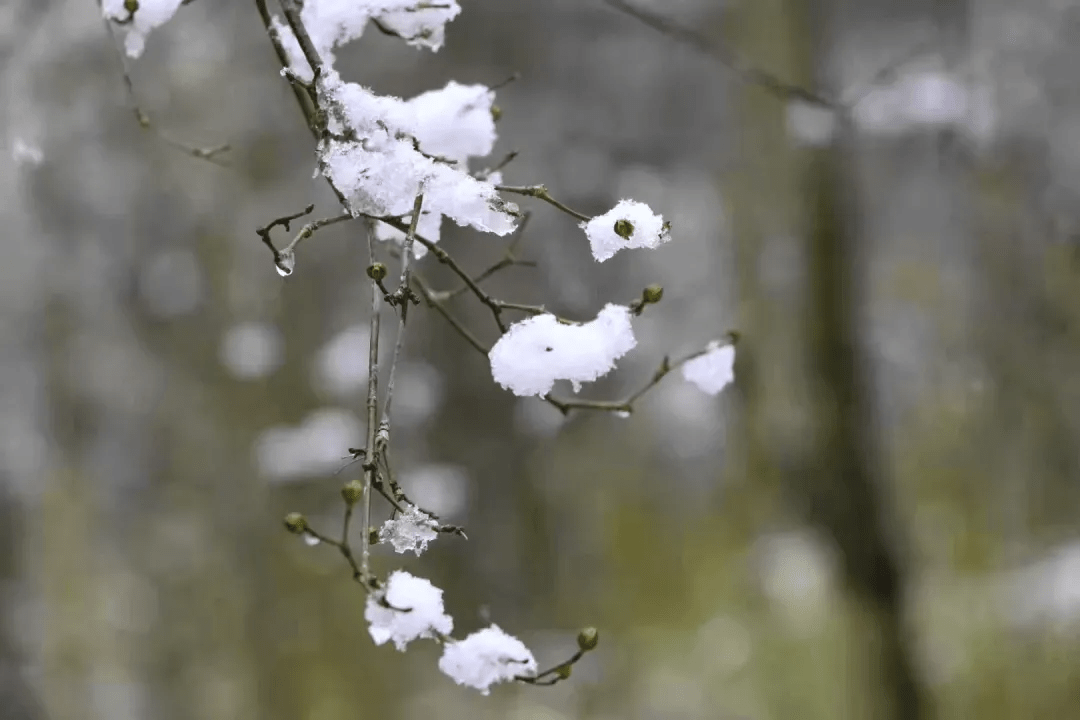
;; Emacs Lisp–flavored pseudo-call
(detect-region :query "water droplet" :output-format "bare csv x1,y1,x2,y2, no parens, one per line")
615,410,632,419
303,534,320,546
275,249,296,277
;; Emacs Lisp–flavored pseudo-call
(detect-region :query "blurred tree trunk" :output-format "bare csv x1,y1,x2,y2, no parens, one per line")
722,1,929,718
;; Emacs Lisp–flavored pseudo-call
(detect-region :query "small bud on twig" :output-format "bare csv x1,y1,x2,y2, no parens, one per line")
284,512,307,534
367,263,388,281
341,480,364,506
577,626,599,651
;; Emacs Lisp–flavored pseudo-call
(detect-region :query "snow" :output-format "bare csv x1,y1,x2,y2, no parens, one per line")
438,625,537,694
581,199,671,262
378,503,439,555
399,81,498,165
270,1,462,82
366,571,453,651
314,71,517,238
489,304,637,396
681,341,736,395
103,0,185,58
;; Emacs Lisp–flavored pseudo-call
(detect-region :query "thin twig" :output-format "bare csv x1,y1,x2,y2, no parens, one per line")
282,213,354,254
841,38,934,109
412,274,490,355
602,0,835,109
377,193,425,452
361,221,383,578
255,0,319,132
100,0,231,165
544,340,728,416
496,185,591,223
373,215,510,332
440,212,535,300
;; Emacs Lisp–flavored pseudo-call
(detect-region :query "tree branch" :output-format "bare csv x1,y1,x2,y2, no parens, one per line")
602,0,836,109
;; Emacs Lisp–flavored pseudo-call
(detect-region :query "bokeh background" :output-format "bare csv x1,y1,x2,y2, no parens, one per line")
3,0,1080,718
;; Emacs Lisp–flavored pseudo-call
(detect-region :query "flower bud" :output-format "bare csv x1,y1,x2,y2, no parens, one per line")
577,626,599,651
556,664,572,679
341,481,363,506
366,263,387,281
642,284,663,304
613,219,634,240
284,512,307,534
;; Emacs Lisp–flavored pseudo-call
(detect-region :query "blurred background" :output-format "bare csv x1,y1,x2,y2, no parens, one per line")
3,0,1080,718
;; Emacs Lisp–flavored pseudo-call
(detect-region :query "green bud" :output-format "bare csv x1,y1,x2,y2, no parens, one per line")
124,0,139,13
284,512,307,534
577,626,599,651
613,219,634,240
642,284,663,304
366,263,387,281
368,527,380,546
341,481,363,506
556,664,572,679
490,105,503,122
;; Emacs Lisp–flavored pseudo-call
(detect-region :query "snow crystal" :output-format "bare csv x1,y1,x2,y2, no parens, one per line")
681,341,736,395
581,199,671,262
271,1,462,81
489,304,637,397
438,625,537,694
103,0,184,58
378,504,439,555
365,571,453,651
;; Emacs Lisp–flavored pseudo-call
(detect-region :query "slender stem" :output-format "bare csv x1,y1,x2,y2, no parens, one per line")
496,185,591,223
544,345,718,415
373,216,509,332
442,212,535,300
602,0,835,108
101,0,230,165
255,0,318,135
281,212,354,254
379,193,424,449
412,274,490,355
277,0,325,84
361,222,382,577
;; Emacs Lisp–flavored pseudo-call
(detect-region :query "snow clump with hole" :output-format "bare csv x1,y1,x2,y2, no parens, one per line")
489,304,637,396
365,571,453,651
581,199,671,262
681,341,736,395
378,503,439,555
438,624,538,694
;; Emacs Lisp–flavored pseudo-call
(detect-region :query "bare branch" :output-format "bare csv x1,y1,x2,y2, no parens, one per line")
100,1,232,165
496,184,591,223
602,0,835,109
377,193,425,456
360,220,383,578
